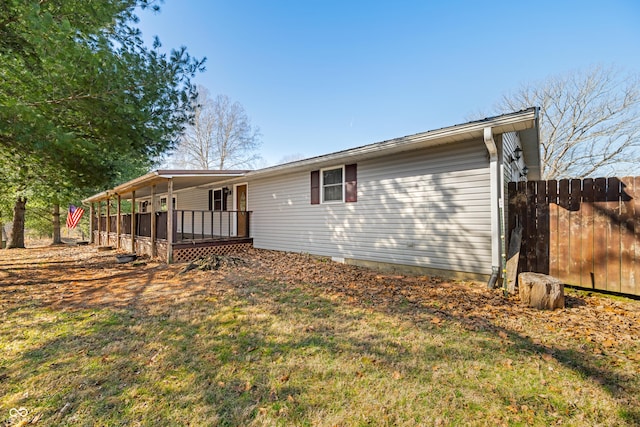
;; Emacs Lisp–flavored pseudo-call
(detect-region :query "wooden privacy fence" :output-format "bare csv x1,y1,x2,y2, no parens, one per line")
507,177,640,297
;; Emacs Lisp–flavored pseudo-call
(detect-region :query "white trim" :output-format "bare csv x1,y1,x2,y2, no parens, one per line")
320,165,345,204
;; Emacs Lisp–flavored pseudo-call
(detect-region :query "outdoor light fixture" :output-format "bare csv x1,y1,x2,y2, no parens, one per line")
513,147,522,161
523,166,529,175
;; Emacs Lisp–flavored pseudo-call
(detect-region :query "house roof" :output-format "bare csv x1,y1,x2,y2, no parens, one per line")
246,107,540,179
83,107,540,204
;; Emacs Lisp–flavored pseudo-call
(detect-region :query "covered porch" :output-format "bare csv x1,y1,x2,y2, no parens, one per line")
83,170,252,263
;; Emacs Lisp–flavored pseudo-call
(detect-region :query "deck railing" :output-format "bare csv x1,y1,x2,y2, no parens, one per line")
93,210,251,242
174,210,251,241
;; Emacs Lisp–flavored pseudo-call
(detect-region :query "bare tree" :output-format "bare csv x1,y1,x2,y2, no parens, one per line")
277,153,306,165
495,65,640,179
173,86,262,169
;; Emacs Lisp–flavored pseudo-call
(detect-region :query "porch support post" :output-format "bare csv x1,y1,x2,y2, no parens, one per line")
167,179,174,263
89,203,94,244
131,191,136,253
116,195,121,249
97,201,102,246
106,196,111,245
150,184,157,257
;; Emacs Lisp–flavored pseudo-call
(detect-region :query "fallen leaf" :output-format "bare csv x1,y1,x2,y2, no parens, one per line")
392,371,401,380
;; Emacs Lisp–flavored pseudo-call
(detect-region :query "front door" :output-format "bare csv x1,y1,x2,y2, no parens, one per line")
236,184,248,237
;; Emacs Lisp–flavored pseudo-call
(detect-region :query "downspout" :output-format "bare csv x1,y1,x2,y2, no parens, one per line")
483,127,501,289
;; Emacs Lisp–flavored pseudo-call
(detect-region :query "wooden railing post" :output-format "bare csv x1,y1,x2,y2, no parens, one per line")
89,203,94,244
97,201,102,245
131,190,136,253
106,196,111,245
151,185,156,257
116,195,121,249
167,179,174,263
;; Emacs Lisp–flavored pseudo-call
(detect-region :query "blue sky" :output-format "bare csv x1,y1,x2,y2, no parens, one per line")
137,1,640,166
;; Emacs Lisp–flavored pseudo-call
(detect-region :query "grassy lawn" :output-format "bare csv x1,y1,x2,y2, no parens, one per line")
1,246,639,426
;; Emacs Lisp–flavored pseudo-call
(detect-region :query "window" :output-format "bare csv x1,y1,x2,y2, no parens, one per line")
322,167,343,202
159,197,176,211
208,189,228,211
311,164,357,205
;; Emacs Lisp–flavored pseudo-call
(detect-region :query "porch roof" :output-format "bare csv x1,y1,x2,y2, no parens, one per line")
83,170,248,203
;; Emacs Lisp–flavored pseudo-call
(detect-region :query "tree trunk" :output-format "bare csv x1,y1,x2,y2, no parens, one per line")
52,203,62,245
7,197,27,249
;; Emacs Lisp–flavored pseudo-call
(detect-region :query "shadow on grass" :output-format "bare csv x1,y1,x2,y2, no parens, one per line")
2,252,638,425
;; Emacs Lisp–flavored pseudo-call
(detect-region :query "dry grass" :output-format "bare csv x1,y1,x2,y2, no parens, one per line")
0,245,639,426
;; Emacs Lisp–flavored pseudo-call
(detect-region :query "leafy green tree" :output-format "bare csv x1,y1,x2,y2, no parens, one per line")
0,0,205,247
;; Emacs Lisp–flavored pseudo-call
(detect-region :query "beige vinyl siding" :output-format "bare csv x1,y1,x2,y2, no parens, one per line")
247,138,493,275
174,188,208,210
502,131,525,230
171,187,234,236
502,131,524,184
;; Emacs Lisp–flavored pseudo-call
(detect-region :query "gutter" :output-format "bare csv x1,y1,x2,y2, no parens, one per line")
483,127,501,289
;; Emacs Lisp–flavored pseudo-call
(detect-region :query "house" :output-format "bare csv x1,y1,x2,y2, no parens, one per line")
83,107,540,284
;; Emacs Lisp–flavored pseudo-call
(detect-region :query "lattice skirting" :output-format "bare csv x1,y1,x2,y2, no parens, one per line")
173,242,253,263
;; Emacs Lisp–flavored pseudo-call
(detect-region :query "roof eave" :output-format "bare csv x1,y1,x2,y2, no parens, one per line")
247,107,538,179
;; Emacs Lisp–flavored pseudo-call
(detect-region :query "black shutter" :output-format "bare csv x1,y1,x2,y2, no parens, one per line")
345,163,357,203
311,170,320,204
208,190,213,211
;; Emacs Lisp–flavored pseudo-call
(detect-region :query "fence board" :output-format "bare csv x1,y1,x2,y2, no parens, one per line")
518,181,528,273
605,178,622,292
535,181,549,274
548,180,559,277
567,179,582,286
527,181,539,273
580,179,595,288
592,178,608,290
557,180,571,283
620,177,635,295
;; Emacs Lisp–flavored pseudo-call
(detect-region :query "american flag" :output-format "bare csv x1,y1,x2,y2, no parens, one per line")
67,205,85,229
